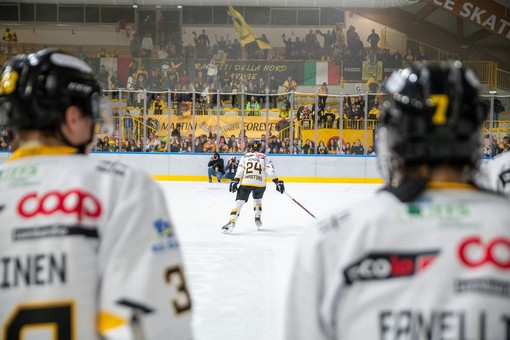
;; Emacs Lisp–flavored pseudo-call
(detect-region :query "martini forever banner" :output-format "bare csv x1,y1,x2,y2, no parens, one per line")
144,115,283,139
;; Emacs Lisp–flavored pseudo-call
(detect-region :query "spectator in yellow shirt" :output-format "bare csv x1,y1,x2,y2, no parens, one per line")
203,136,217,153
318,82,329,112
246,96,260,116
283,76,297,101
366,74,379,92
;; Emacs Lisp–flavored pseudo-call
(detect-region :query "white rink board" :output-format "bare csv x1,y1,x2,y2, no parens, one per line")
87,152,382,181
1,151,493,182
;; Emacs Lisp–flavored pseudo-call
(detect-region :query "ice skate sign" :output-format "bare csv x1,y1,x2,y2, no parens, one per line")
343,250,439,285
424,0,510,42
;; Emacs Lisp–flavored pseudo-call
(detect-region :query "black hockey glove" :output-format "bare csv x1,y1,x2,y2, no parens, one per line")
274,179,285,194
229,178,240,193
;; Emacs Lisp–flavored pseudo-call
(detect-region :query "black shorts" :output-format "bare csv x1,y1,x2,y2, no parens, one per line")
236,185,266,202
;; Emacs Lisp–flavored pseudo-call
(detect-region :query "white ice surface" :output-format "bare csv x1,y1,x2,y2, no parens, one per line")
158,181,382,340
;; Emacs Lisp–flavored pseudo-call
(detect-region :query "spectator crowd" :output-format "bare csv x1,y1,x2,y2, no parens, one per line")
1,24,506,158
94,127,374,156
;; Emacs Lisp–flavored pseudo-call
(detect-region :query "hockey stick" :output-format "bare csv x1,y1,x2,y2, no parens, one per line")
284,191,316,219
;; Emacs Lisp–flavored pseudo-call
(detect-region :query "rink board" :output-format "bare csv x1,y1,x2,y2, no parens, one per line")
94,152,382,183
0,151,381,183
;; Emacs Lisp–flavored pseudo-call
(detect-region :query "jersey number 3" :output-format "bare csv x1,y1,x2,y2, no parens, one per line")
165,265,192,314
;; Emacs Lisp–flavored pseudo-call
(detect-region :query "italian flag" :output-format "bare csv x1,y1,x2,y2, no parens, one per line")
304,62,340,85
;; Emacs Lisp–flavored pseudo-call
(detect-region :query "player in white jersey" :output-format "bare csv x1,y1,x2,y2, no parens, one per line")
0,49,192,339
222,141,284,233
285,62,510,340
478,150,510,197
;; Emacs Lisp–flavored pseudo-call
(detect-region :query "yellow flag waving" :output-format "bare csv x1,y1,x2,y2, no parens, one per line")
228,6,271,51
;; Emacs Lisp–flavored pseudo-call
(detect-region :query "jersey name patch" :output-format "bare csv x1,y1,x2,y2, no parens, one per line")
343,250,439,285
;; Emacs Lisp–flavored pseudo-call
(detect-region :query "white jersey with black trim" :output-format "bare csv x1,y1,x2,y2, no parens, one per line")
0,146,192,340
479,152,510,197
286,183,510,340
235,152,277,187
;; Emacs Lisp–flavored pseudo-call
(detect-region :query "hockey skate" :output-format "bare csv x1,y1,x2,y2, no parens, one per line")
222,221,235,233
255,217,262,230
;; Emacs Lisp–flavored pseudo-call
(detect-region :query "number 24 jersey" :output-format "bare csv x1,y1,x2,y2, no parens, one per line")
235,153,277,187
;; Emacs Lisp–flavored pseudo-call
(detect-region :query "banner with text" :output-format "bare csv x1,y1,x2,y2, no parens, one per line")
96,58,404,89
145,115,283,138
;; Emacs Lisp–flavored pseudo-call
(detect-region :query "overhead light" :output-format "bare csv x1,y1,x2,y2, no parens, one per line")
132,4,138,8
177,5,182,9
489,91,497,94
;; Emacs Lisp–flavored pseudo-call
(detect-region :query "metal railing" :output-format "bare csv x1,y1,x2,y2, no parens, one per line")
99,88,509,155
100,88,382,155
496,68,510,92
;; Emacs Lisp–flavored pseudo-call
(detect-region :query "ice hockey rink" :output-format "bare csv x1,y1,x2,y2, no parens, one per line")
158,181,382,340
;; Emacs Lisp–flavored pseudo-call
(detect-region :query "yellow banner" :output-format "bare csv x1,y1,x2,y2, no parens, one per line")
301,129,374,149
228,6,271,50
145,115,282,139
130,115,374,147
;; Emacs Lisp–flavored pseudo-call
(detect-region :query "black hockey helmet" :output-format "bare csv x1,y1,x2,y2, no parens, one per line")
377,61,486,182
0,48,112,139
252,140,261,152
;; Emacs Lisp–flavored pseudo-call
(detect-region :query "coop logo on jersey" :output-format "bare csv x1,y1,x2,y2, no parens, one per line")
17,189,102,223
152,219,179,253
343,250,439,285
458,236,510,269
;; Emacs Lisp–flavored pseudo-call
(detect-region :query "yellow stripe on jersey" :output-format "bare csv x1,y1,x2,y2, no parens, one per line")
427,182,477,190
98,311,128,334
7,145,78,162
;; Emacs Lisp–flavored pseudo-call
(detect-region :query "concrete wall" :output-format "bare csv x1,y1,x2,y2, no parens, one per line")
0,151,382,183
7,24,131,48
2,11,403,52
183,12,402,51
